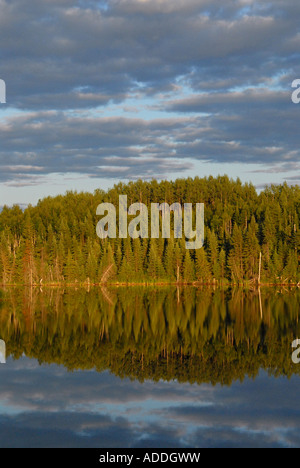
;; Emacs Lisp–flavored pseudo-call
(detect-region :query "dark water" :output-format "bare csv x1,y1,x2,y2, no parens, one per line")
0,286,300,448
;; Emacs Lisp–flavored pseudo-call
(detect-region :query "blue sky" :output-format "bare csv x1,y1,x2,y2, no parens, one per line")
0,0,299,206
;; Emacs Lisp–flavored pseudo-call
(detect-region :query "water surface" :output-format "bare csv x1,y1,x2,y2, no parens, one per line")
0,286,299,447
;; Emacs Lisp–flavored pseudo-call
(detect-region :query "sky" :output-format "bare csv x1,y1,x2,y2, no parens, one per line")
0,0,300,206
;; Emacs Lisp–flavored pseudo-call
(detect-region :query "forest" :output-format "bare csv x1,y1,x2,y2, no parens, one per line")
0,175,299,285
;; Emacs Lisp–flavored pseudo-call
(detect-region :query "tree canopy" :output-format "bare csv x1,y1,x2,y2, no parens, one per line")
0,176,299,285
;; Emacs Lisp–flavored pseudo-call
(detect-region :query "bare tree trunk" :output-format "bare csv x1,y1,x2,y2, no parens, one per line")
258,251,262,285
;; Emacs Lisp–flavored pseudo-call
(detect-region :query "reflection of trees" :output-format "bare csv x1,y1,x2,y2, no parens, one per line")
0,287,299,385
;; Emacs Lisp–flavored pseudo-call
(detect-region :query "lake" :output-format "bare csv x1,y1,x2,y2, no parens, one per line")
0,286,299,448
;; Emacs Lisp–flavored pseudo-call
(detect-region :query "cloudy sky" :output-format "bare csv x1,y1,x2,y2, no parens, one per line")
0,0,299,205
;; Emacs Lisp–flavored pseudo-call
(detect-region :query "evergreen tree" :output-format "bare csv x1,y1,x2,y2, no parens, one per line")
195,248,211,283
228,225,244,282
183,250,195,282
0,176,298,285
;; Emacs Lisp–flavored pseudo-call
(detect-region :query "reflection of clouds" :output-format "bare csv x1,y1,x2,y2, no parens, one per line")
0,357,300,447
0,412,135,448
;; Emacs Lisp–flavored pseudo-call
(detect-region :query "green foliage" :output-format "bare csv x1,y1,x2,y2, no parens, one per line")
0,176,299,285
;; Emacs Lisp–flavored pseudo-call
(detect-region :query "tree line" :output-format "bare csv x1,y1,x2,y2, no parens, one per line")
0,175,299,285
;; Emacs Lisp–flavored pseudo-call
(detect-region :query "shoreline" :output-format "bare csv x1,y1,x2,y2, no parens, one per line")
0,281,299,288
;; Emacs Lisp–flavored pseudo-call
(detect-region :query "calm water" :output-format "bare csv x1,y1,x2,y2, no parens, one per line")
0,286,300,448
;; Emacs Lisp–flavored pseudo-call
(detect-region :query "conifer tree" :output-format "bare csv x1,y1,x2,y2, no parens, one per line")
228,225,244,282
183,250,195,282
195,248,211,283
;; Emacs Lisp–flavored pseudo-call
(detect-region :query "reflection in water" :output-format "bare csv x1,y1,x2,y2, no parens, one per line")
0,286,299,383
0,286,300,448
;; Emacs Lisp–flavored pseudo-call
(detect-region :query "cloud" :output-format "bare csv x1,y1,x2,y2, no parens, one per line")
1,95,300,185
0,0,299,188
0,111,196,182
1,0,300,110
